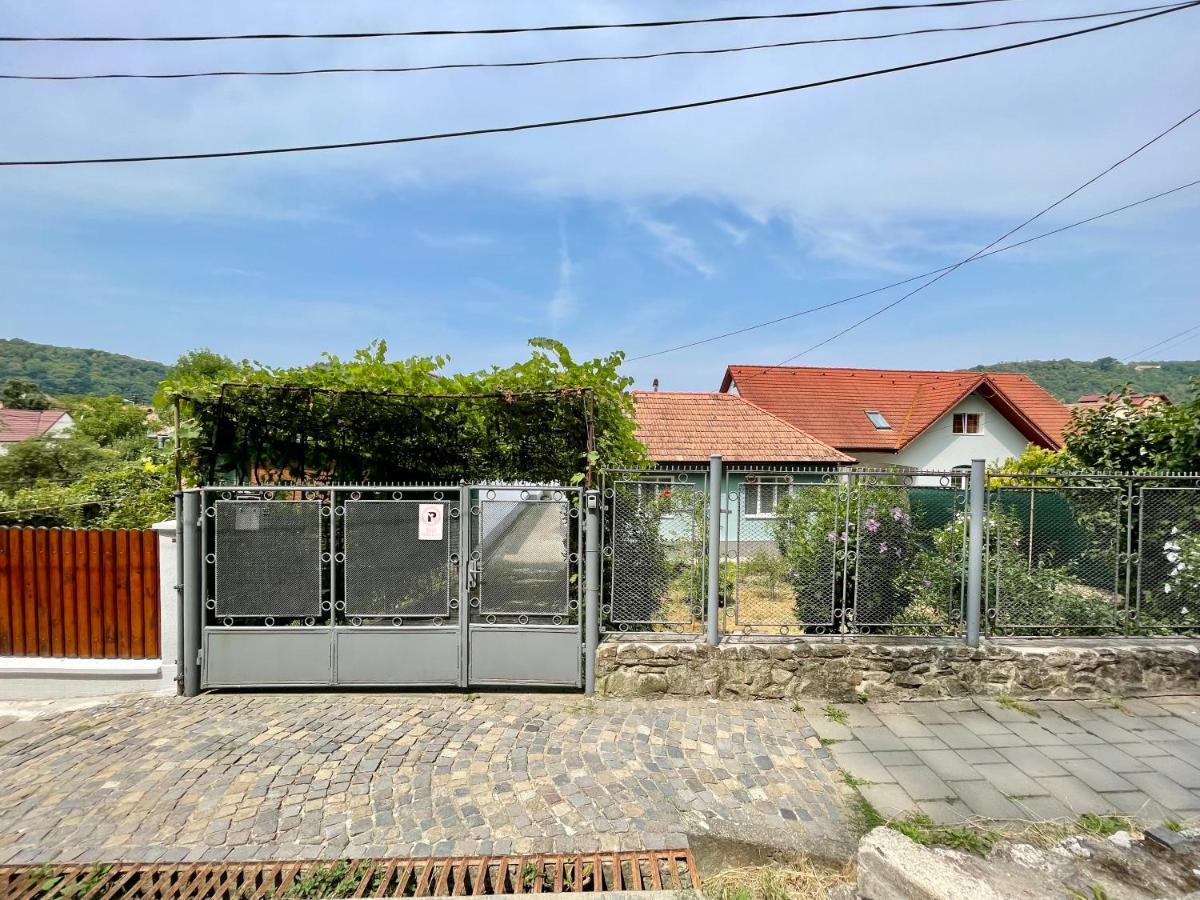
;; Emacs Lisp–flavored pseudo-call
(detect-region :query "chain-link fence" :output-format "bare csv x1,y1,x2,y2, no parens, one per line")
986,473,1200,636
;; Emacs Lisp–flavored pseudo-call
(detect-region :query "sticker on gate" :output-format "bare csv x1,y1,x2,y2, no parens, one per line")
418,503,444,541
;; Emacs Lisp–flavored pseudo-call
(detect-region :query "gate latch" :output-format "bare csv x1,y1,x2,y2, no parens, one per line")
467,556,482,590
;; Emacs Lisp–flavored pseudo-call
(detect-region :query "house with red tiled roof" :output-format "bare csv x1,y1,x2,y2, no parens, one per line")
631,391,852,520
718,366,1071,472
0,408,73,453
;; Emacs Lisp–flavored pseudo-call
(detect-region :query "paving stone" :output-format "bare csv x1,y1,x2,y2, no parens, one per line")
889,766,954,802
973,763,1048,799
832,750,896,785
1056,759,1135,793
1125,773,1200,814
914,750,980,783
902,737,948,751
877,714,933,739
1036,776,1118,815
855,727,908,752
828,704,882,729
1041,746,1090,761
1144,754,1200,789
907,703,958,726
948,780,1024,820
1082,743,1154,774
1007,795,1073,821
951,711,1014,736
1004,723,1067,747
859,783,917,819
958,749,1006,765
927,725,988,750
915,799,972,824
1103,791,1175,822
997,747,1069,778
875,751,921,768
1080,721,1142,744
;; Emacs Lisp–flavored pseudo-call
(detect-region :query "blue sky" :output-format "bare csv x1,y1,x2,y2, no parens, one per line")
0,0,1197,390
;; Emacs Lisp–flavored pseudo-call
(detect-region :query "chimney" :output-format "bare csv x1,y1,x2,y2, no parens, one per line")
652,378,659,392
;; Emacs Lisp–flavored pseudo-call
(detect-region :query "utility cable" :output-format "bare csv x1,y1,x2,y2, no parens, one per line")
1123,323,1200,360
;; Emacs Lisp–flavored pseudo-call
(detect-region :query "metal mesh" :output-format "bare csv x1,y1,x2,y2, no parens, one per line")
728,479,839,632
214,500,323,618
478,496,570,616
608,477,705,629
343,501,459,619
1135,487,1200,633
988,485,1124,634
849,483,965,634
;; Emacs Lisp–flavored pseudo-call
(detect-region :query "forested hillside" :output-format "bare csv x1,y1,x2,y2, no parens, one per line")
970,357,1200,403
0,338,168,400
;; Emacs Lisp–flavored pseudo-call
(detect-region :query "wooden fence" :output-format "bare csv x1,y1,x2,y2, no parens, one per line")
0,528,160,659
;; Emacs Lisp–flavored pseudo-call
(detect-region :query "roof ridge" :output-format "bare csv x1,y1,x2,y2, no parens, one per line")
727,364,1031,378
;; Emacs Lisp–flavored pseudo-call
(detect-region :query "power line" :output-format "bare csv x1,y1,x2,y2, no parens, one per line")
1,4,1192,169
0,0,1027,42
753,99,1200,374
628,177,1200,362
1,4,1176,81
1123,323,1200,360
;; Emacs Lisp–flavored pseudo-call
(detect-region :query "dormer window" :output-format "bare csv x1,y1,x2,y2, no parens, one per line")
865,410,891,430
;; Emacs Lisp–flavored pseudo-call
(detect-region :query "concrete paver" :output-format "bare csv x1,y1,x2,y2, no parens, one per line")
826,697,1200,826
0,694,850,864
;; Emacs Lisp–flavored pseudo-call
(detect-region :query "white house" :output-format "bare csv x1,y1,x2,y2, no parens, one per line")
0,408,74,455
719,366,1072,473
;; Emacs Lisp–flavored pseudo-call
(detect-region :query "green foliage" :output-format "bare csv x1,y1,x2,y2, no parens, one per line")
0,338,167,400
1076,814,1131,837
1064,390,1176,472
990,445,1081,483
2,378,53,409
151,348,236,411
969,357,1200,403
165,338,641,484
823,704,848,725
997,695,1039,718
0,396,172,528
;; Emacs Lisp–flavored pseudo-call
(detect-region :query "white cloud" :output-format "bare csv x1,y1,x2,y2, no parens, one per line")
629,210,716,278
547,221,576,325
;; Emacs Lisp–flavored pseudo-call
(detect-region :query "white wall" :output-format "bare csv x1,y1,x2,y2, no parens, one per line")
853,392,1032,475
0,519,179,700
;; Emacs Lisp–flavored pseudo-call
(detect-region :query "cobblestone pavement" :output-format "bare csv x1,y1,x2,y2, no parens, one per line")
823,695,1200,825
0,694,846,865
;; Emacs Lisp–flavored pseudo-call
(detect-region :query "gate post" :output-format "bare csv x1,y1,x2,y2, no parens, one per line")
966,458,985,648
706,455,722,646
180,489,203,696
584,489,600,695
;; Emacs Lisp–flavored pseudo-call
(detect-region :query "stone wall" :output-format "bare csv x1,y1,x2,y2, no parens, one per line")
596,637,1200,701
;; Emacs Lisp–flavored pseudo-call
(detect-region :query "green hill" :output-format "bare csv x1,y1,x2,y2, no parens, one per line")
0,338,168,401
970,357,1200,403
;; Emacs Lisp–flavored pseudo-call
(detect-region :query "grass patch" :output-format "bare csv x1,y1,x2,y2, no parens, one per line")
1164,818,1184,833
1068,886,1110,900
705,862,854,900
997,695,1039,718
823,705,848,725
818,737,839,747
1102,696,1131,715
839,770,873,789
1076,814,1131,837
855,692,869,704
284,862,368,899
842,775,999,855
790,701,805,714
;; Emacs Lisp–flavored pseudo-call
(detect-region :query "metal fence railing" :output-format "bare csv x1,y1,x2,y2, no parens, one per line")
599,463,1200,640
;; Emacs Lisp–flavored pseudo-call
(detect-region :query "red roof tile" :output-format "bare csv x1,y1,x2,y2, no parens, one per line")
719,366,1069,451
0,409,70,443
632,392,853,464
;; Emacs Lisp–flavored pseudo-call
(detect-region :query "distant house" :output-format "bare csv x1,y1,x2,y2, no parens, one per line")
719,366,1072,472
0,408,73,454
1071,392,1171,412
631,391,852,520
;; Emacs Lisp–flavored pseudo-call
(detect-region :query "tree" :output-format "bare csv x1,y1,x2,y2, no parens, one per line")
152,349,236,411
1,378,53,410
1063,386,1195,472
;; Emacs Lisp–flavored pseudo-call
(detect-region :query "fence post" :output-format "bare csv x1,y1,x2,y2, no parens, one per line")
584,489,600,694
707,454,722,646
966,458,985,648
180,490,203,696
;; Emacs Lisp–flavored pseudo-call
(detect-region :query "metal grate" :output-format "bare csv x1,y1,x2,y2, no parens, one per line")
1136,487,1200,632
607,477,706,630
213,500,323,618
0,849,698,898
478,496,570,616
343,501,459,619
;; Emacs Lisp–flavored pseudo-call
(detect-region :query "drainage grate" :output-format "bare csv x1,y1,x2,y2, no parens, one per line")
0,850,698,898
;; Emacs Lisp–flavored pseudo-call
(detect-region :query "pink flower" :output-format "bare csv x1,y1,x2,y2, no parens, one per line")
879,542,889,554
865,518,881,533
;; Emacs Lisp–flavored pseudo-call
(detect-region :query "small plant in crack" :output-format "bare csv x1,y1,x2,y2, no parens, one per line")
824,705,849,725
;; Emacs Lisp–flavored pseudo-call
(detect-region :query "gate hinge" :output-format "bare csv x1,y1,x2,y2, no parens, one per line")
195,649,204,666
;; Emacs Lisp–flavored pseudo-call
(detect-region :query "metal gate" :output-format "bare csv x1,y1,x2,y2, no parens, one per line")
194,484,582,689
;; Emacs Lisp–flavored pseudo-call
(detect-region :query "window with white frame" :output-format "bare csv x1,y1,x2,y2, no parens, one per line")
744,481,788,518
953,412,983,435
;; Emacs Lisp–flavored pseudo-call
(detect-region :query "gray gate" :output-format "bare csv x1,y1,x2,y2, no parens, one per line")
196,484,582,689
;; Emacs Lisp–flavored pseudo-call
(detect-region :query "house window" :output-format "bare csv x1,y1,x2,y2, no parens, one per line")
953,413,983,435
865,410,891,430
745,482,787,518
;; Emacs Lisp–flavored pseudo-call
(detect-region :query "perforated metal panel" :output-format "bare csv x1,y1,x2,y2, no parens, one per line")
478,496,570,616
343,500,459,619
214,500,323,618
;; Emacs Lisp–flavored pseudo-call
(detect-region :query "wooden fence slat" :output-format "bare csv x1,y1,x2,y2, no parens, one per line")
115,530,131,659
74,530,90,656
61,529,77,657
128,531,144,659
88,530,104,657
0,529,10,657
99,530,114,658
48,529,65,657
22,529,39,656
34,529,52,656
142,531,160,659
8,530,24,656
